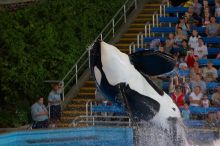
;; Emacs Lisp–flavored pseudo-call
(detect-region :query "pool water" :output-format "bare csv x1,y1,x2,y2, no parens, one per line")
0,127,133,146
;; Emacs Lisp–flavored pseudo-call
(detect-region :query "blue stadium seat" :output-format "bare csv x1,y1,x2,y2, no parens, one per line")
203,37,220,44
208,48,220,55
198,59,220,66
216,17,220,23
92,104,125,113
206,82,220,90
143,37,166,43
135,48,145,52
165,7,188,14
178,70,190,77
158,17,179,23
183,120,205,128
191,27,206,34
218,70,220,77
151,27,175,33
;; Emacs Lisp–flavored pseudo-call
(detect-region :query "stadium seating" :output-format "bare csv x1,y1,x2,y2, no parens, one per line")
165,7,188,14
203,37,220,44
143,37,166,43
158,16,179,23
198,59,220,66
208,48,220,55
151,27,175,33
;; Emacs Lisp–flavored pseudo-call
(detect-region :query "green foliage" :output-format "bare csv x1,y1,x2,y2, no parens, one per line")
0,0,125,127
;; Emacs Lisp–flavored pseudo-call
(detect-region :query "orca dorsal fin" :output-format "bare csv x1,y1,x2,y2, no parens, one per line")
129,50,176,76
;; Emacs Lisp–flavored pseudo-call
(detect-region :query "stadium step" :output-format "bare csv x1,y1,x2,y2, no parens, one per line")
58,1,160,128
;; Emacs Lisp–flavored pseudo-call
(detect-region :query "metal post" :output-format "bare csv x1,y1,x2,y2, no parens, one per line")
129,118,131,127
48,103,50,120
90,102,93,116
93,117,95,126
75,65,78,84
61,81,65,101
129,43,132,54
141,34,144,48
153,14,155,27
160,5,162,17
112,19,115,37
133,44,135,53
134,0,137,9
88,48,91,68
156,13,159,27
145,23,147,37
124,5,126,23
137,33,140,48
100,33,103,41
163,5,166,17
149,24,151,37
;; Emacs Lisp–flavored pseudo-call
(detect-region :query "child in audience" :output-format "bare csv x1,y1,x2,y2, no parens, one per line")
182,103,190,120
188,30,200,50
201,94,210,108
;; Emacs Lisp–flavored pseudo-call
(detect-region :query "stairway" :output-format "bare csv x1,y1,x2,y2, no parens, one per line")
57,2,161,128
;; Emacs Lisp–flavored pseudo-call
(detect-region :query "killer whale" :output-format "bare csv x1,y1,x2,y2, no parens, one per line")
90,40,189,145
90,40,180,125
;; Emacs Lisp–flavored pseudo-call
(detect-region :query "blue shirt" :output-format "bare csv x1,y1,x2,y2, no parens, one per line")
48,90,61,105
31,103,48,122
182,109,190,120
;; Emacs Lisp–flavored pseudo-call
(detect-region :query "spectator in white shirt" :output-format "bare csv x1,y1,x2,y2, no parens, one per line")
188,30,200,49
194,38,208,59
189,86,203,106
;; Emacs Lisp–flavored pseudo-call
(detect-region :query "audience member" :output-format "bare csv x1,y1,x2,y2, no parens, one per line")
200,94,210,108
206,16,220,37
188,30,200,49
182,103,191,120
215,0,220,16
194,38,208,59
174,27,187,47
48,83,62,124
189,86,203,106
176,17,190,37
190,74,206,92
190,61,202,78
185,48,197,68
31,96,49,129
212,86,220,107
202,61,218,82
185,6,202,26
165,33,175,53
193,0,202,16
171,85,185,107
179,40,190,58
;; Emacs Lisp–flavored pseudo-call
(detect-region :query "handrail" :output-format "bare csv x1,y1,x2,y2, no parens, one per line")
58,0,138,98
71,115,131,127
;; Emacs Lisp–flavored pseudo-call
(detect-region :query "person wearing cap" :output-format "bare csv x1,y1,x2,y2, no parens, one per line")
31,96,49,129
202,61,218,82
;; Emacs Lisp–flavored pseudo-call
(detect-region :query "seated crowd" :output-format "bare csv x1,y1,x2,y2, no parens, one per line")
156,0,220,125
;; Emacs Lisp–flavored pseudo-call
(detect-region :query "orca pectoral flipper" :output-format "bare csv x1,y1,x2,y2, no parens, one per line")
129,50,175,76
118,83,160,121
